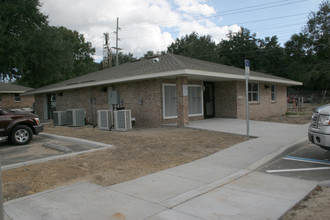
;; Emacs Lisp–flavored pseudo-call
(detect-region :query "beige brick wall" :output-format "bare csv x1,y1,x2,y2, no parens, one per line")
34,79,287,125
51,79,164,127
236,81,287,119
0,93,34,109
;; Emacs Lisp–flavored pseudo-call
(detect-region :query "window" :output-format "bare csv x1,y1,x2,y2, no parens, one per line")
14,93,21,102
188,86,203,115
163,84,177,118
271,84,276,102
248,83,259,102
163,84,203,119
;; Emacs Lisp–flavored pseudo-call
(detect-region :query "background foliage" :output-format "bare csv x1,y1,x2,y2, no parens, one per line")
0,0,329,91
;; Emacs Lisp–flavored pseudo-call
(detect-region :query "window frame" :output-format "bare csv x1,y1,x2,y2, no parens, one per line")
248,83,259,103
162,84,204,119
271,84,276,102
14,93,21,102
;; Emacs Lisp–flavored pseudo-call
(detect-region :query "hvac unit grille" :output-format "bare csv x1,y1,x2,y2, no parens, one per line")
97,110,113,130
53,111,67,126
67,109,85,127
114,110,132,131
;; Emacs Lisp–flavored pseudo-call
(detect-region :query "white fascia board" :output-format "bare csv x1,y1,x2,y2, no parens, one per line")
0,91,28,93
186,69,302,85
26,69,301,95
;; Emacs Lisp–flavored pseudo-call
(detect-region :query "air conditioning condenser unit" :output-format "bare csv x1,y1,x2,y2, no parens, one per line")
114,110,132,131
53,111,67,126
97,110,113,130
67,109,85,127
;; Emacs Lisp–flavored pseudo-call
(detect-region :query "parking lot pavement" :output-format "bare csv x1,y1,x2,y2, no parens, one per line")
261,142,330,182
0,134,113,168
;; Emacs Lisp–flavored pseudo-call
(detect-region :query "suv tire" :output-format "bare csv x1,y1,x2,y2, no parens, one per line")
10,125,33,145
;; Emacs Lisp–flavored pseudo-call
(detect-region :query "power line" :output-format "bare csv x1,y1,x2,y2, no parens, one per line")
119,13,308,41
120,0,307,31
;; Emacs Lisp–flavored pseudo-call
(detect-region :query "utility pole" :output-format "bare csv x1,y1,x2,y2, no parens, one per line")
112,17,122,66
102,33,112,69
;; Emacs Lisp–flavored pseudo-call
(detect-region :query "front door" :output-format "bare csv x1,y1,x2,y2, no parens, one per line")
204,82,215,118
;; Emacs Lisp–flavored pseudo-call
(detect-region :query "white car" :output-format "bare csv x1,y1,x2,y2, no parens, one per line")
308,104,330,151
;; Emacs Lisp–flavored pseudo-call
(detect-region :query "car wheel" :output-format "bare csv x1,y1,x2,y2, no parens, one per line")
10,125,33,145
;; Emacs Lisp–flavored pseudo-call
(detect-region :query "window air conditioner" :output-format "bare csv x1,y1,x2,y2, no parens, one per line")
53,111,67,126
114,110,132,131
67,109,85,127
97,110,113,130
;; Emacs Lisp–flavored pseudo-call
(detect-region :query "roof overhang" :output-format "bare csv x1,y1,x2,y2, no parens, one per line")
24,69,302,95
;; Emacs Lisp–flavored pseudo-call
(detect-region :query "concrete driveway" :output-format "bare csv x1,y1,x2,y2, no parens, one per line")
4,119,322,220
0,133,113,170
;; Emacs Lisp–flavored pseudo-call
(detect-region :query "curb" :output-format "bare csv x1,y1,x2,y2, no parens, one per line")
1,146,112,171
39,133,113,148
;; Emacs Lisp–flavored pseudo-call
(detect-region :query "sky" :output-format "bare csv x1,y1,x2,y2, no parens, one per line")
39,0,324,62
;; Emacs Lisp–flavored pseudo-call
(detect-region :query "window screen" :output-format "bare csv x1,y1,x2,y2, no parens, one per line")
188,86,202,115
271,84,276,101
163,85,177,118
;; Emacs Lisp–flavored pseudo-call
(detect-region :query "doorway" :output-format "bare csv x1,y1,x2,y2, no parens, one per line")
204,82,215,118
47,93,56,119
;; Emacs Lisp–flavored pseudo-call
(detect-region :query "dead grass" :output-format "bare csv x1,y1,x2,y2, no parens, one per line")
2,126,248,201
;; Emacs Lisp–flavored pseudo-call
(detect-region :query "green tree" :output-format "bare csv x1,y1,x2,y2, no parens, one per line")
143,51,156,58
17,26,98,88
167,32,218,62
217,27,259,70
256,36,287,77
0,0,48,80
0,0,98,88
285,0,330,90
111,52,137,66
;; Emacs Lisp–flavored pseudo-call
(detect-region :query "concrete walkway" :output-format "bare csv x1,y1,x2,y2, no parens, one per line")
4,119,317,220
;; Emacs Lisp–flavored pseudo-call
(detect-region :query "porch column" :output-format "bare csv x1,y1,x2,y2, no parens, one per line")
176,76,189,127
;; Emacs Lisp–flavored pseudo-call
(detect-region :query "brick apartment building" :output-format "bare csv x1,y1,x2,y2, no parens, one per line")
24,54,301,127
0,82,35,110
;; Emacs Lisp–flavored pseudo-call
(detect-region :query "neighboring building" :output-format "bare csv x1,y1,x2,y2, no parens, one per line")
0,82,35,109
24,54,301,127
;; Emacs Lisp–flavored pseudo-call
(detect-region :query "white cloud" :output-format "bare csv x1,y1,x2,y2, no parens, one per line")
40,0,239,62
173,0,216,15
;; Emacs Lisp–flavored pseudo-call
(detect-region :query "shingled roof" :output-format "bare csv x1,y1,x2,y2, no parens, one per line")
0,82,33,93
25,53,301,95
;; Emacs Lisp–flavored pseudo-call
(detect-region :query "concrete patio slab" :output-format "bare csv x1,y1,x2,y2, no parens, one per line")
108,172,205,204
188,118,308,139
5,182,166,220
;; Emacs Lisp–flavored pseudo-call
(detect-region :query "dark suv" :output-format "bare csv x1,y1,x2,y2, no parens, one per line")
0,108,43,145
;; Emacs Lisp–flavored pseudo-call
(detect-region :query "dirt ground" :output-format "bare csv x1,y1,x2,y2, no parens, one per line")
2,103,329,218
2,126,249,201
280,186,330,220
